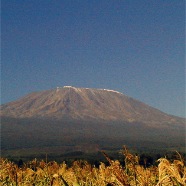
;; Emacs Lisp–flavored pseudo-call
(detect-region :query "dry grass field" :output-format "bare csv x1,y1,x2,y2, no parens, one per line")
0,147,185,186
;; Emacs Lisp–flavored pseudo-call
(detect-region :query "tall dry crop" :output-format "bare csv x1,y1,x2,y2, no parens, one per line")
0,147,185,186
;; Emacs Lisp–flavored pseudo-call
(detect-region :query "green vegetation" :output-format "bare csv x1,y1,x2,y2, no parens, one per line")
1,147,185,185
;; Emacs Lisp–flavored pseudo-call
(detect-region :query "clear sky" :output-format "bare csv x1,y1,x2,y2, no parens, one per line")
1,0,185,117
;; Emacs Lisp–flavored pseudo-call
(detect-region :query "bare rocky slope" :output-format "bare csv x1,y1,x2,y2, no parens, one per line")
1,86,184,125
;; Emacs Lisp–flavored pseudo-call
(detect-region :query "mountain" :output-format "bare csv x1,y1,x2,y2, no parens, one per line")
1,86,185,159
0,86,184,124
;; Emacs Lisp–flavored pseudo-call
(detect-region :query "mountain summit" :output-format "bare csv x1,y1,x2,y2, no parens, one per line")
0,86,184,125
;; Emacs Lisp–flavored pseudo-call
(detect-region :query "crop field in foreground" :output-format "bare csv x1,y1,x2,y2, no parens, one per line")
0,147,185,186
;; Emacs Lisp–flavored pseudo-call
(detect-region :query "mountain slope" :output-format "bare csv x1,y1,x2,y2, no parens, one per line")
0,86,184,125
1,86,185,158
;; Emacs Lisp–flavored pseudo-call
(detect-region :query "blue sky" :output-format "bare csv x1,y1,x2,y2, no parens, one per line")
1,0,185,117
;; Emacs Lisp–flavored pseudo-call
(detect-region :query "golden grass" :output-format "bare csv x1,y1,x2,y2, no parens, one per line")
0,146,185,186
